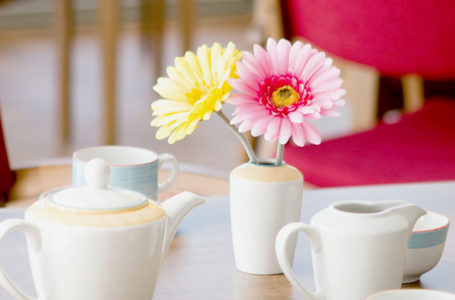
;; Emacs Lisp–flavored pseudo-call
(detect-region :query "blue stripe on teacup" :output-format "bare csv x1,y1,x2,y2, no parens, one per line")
408,226,449,249
72,158,159,200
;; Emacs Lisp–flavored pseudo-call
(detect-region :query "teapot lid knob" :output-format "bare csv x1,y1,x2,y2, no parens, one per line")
85,158,110,189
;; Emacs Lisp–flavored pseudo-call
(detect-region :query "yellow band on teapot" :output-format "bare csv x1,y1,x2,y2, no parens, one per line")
25,199,166,227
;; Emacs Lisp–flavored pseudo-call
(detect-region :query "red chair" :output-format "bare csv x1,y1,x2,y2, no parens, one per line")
280,0,455,187
0,114,14,205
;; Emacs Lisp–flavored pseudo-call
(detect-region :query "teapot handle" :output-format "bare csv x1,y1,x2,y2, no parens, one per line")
275,222,324,300
157,153,179,193
0,219,41,300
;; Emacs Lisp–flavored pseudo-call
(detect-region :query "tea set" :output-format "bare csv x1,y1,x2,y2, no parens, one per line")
0,145,451,299
276,201,450,300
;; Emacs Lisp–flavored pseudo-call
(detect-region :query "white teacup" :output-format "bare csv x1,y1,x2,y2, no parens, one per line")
404,211,449,283
367,289,455,300
72,146,178,200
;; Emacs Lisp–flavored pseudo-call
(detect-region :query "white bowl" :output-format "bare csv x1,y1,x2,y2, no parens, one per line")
367,289,455,300
404,211,450,283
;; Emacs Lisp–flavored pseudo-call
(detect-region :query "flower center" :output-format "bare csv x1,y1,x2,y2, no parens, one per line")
271,85,300,108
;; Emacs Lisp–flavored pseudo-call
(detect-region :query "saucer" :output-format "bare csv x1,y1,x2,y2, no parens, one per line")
367,289,455,300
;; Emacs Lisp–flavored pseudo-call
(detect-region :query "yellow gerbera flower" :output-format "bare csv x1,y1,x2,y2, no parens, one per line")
151,42,242,144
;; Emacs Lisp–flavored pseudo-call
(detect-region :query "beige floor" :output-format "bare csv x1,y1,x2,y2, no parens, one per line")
0,16,368,175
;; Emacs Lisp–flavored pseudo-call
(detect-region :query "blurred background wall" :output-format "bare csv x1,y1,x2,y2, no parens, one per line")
0,0,374,175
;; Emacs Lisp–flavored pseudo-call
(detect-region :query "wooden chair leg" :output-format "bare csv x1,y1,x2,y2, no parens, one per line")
99,0,119,145
402,74,424,113
179,0,194,52
55,0,72,150
140,0,165,78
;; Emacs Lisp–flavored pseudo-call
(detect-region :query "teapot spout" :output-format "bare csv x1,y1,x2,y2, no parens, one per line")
160,191,205,254
389,201,426,231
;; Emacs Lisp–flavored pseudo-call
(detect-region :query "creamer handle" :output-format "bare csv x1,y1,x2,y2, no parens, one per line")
275,222,324,300
0,219,41,300
157,153,179,193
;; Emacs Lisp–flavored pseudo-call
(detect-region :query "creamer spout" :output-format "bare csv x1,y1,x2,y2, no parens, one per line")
389,202,426,231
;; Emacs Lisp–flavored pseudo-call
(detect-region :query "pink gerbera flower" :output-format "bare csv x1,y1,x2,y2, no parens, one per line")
229,38,345,146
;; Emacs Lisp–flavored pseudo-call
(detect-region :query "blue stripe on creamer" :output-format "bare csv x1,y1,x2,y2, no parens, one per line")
408,226,449,249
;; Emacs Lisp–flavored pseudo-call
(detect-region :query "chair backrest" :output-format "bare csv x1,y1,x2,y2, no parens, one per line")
281,0,455,79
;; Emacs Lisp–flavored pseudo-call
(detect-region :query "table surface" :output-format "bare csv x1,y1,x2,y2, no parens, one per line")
1,173,454,299
7,163,231,207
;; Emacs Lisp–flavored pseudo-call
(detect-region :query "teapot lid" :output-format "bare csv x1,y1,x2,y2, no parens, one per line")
48,158,147,211
47,158,147,211
25,158,166,227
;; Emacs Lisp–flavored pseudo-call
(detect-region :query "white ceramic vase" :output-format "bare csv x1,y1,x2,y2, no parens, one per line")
229,161,303,275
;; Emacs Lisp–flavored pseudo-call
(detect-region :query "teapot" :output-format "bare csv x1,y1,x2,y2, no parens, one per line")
0,158,204,300
276,200,426,300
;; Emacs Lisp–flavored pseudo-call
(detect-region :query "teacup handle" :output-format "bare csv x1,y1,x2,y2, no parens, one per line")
275,222,323,300
157,153,179,193
0,219,41,300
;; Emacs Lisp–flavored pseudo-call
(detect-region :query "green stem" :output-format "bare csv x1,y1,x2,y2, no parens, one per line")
216,111,258,163
275,142,285,166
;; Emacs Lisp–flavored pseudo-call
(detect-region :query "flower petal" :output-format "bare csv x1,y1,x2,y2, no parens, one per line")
251,115,271,136
168,122,190,144
186,119,199,135
155,124,174,140
230,114,244,124
151,100,192,116
166,66,193,90
302,120,321,145
233,103,262,115
314,99,334,109
288,41,304,73
184,51,204,84
300,52,326,81
312,88,346,101
276,39,292,74
297,106,316,115
307,57,333,83
264,117,281,142
153,77,188,102
236,62,261,87
310,66,340,87
242,51,266,79
229,78,259,96
253,44,272,78
227,94,257,105
279,118,292,144
150,112,187,127
311,78,343,94
290,123,306,146
210,42,222,81
238,120,254,133
232,106,269,125
288,111,304,123
197,44,212,86
292,44,312,77
334,99,346,107
320,109,341,117
266,38,279,75
174,56,199,85
307,112,321,120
